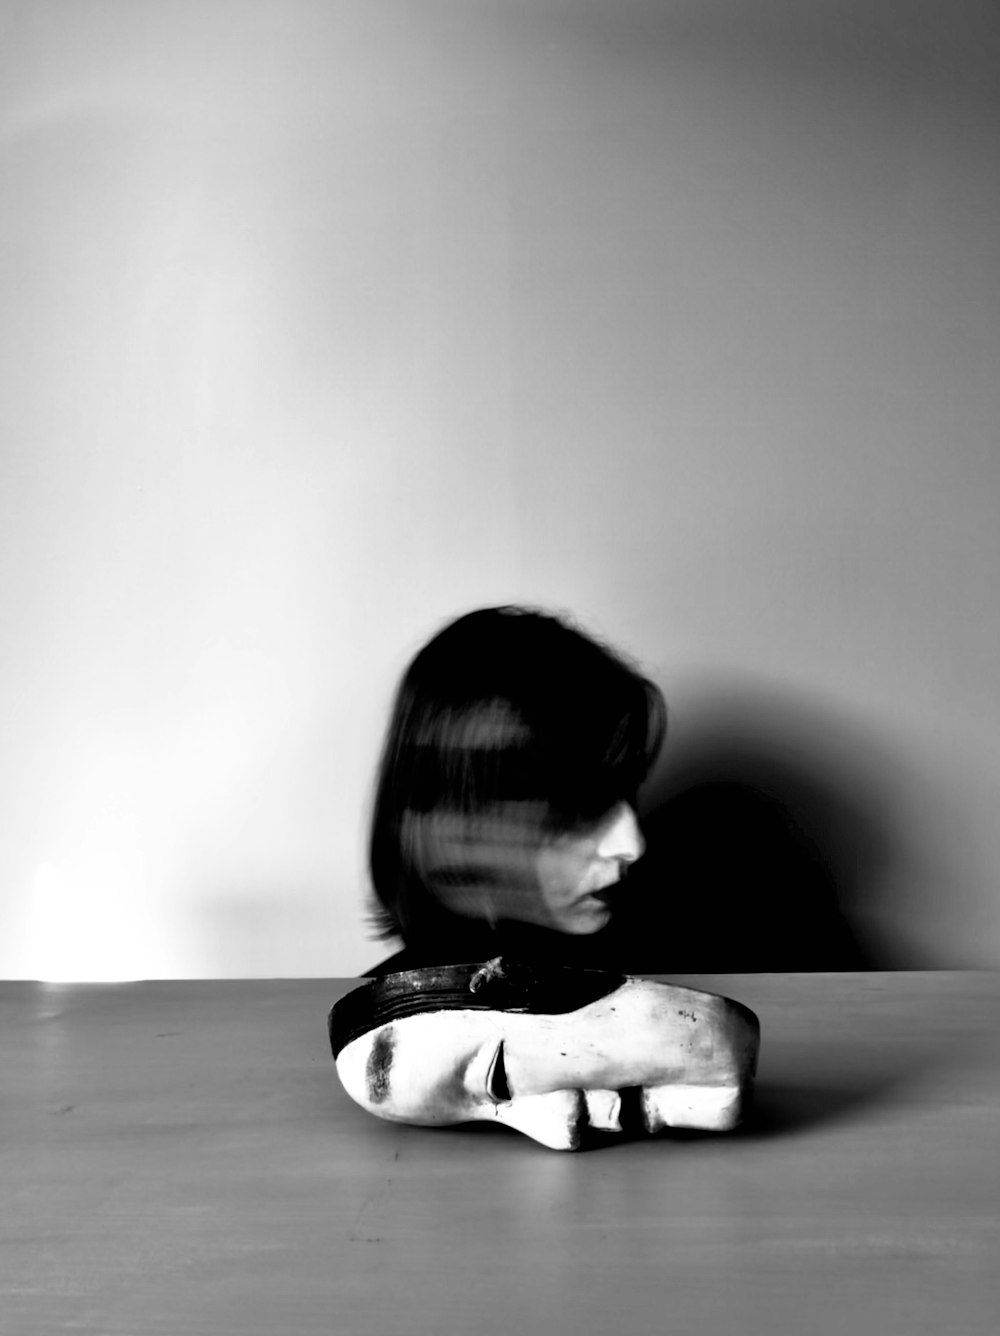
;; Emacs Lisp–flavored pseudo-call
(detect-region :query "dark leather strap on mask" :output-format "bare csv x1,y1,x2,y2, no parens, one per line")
329,957,626,1056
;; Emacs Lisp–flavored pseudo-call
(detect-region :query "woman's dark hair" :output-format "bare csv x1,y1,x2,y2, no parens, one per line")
368,606,666,943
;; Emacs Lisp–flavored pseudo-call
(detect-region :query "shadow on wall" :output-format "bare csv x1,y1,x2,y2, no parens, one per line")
625,673,902,971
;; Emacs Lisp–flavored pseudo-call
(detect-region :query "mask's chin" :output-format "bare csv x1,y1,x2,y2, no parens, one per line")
640,1082,747,1133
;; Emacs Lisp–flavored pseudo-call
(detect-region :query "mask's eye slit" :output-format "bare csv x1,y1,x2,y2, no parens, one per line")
486,1040,511,1104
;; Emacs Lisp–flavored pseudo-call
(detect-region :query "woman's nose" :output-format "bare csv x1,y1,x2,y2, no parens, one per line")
596,803,645,864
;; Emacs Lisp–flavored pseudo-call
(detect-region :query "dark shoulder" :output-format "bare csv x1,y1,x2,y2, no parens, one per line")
362,921,499,977
362,917,649,978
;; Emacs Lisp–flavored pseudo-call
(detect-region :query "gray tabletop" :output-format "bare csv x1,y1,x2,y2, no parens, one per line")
2,973,999,1335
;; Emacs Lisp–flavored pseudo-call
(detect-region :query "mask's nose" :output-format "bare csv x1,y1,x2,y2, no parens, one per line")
596,803,645,864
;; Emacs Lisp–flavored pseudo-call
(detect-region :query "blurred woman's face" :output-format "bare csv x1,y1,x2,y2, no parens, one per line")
425,801,645,934
535,802,645,934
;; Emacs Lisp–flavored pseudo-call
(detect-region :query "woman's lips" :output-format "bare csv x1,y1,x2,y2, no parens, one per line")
587,882,621,905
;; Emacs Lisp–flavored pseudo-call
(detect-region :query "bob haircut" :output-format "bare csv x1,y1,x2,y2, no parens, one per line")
368,606,666,943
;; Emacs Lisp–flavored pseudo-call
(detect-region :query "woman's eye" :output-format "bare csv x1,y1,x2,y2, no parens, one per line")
486,1040,511,1104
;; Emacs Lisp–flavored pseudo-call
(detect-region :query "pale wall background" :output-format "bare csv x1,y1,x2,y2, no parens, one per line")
2,0,999,979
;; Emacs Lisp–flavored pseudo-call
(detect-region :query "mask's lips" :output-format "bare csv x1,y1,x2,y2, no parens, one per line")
582,1088,622,1132
573,1087,648,1147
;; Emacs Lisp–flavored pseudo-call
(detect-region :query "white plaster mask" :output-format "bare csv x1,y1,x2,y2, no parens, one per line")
330,960,760,1151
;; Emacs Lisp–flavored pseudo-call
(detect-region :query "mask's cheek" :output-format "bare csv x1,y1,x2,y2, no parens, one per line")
492,1089,587,1150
